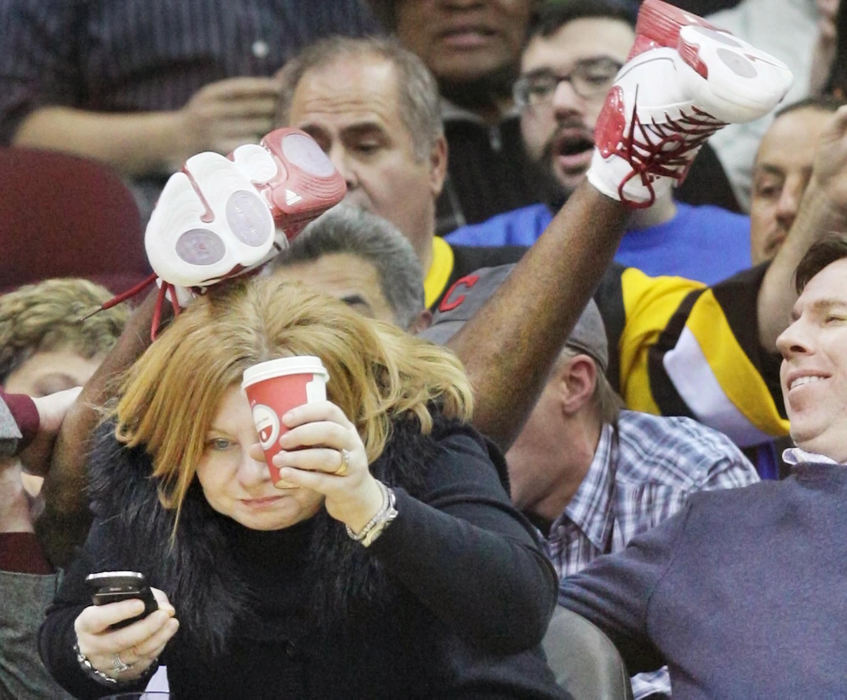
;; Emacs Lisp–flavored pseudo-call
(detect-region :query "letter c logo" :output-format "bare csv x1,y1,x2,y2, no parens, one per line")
439,273,480,312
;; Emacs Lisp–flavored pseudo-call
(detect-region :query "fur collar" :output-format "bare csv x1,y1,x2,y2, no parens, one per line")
86,414,493,656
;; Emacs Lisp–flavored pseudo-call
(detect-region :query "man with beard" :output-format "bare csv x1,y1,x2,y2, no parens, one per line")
445,0,753,284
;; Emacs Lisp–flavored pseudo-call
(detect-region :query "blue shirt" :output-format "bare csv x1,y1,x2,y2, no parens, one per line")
445,202,752,285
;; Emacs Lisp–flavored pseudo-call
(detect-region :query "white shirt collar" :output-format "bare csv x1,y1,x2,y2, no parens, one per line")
782,447,843,466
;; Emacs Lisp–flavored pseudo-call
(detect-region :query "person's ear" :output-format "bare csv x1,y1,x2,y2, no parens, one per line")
409,308,433,335
429,135,448,198
555,354,597,415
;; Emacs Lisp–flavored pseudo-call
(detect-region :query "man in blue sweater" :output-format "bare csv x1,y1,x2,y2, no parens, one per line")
559,234,847,696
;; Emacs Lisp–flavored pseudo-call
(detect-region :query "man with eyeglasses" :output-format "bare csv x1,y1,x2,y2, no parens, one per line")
445,0,752,285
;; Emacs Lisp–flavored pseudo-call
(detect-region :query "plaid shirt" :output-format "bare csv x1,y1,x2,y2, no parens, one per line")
547,410,759,698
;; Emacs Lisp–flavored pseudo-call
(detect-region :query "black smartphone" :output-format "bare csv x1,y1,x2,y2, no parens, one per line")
85,571,159,629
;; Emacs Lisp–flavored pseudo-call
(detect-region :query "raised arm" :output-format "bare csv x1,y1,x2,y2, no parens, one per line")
757,104,847,350
448,183,628,451
36,292,160,567
445,0,793,451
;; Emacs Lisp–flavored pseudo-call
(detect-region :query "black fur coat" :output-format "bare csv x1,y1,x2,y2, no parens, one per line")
84,413,507,656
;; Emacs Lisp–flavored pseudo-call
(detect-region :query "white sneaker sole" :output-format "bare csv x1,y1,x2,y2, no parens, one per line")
675,25,793,124
145,151,276,288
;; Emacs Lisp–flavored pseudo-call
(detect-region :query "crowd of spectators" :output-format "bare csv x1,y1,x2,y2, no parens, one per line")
2,0,847,697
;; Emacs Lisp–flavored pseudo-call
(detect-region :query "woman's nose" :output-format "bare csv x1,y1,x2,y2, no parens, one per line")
237,451,271,486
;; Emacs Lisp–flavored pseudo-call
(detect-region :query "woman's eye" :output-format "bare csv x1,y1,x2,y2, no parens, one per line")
207,438,233,451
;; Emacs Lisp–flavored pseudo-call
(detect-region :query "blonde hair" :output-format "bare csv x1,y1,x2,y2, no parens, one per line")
114,276,472,522
0,277,128,382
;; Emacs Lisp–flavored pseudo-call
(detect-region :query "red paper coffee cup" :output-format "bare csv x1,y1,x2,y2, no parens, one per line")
241,356,329,487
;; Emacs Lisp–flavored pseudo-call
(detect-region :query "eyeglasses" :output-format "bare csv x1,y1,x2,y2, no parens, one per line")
513,57,623,108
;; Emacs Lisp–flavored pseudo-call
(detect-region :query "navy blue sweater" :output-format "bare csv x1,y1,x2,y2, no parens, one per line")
560,462,847,698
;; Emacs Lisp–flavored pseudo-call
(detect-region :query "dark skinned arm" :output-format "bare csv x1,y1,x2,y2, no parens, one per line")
35,291,162,568
757,105,847,350
448,182,629,452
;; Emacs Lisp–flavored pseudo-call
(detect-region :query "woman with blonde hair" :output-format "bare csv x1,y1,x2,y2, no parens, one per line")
39,276,564,698
0,277,128,397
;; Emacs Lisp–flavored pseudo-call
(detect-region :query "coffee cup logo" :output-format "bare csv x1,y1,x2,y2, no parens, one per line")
252,403,280,451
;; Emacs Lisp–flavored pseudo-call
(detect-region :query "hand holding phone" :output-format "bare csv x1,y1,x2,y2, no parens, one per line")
85,571,159,629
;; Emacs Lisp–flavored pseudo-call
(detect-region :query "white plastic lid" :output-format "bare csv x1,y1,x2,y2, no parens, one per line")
241,356,329,389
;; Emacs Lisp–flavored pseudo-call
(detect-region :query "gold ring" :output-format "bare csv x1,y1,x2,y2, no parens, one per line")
333,448,351,476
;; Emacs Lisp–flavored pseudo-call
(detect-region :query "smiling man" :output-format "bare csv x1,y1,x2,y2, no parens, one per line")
777,238,847,460
556,236,847,695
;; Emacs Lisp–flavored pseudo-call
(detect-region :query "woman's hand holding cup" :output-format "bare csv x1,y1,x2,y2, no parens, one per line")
267,400,384,533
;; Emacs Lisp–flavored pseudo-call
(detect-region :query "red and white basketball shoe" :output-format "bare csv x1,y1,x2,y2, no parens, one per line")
587,0,793,208
145,127,345,290
93,129,345,338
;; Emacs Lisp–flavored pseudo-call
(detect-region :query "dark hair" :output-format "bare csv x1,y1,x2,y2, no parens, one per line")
794,234,847,293
271,206,425,329
527,0,636,45
366,0,396,30
774,95,845,120
824,0,847,97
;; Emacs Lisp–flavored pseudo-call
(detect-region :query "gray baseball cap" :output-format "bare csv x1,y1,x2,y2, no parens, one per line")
420,264,609,372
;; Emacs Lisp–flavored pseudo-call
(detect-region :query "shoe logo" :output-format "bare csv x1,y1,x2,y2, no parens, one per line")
175,228,225,266
717,47,757,79
285,189,302,206
226,190,272,247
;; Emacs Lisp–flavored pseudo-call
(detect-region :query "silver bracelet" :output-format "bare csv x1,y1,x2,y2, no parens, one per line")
74,642,120,686
346,481,398,547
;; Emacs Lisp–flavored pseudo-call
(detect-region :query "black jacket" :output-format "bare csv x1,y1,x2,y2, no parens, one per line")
39,415,566,698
